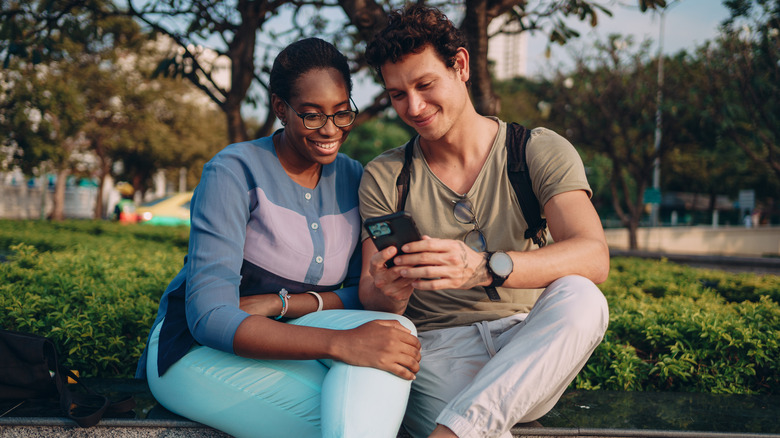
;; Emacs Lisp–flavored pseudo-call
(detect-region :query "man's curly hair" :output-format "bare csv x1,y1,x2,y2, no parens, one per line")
365,4,467,84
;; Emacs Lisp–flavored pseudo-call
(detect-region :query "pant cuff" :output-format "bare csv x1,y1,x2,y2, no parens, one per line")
436,408,479,438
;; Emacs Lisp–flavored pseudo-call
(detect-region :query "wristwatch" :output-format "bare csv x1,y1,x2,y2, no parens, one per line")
486,251,513,287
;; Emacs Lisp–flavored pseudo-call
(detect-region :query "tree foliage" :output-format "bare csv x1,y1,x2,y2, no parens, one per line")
341,115,414,165
0,1,225,219
543,35,682,248
2,0,669,148
498,1,779,237
109,0,666,143
698,0,780,181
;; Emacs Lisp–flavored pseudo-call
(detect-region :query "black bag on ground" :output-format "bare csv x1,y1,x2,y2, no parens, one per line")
0,328,135,427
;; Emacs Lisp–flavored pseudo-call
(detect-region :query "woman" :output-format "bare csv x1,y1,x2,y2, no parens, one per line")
135,38,420,438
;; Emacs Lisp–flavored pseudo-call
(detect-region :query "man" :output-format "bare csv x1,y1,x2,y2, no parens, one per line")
358,5,610,438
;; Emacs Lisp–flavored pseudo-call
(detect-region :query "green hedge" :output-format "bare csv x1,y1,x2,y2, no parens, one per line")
0,219,187,377
1,219,778,394
575,257,779,394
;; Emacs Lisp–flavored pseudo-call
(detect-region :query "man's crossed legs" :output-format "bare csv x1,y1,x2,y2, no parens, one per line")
403,275,609,438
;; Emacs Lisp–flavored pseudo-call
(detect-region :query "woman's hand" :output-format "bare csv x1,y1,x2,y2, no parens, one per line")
332,319,421,380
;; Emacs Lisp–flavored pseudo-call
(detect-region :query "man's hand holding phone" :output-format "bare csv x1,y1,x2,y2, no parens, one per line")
364,211,423,268
363,212,423,306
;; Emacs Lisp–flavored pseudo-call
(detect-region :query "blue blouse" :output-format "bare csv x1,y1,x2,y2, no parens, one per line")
136,133,364,378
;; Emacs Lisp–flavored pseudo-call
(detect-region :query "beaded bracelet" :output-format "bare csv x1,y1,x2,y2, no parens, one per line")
274,288,290,320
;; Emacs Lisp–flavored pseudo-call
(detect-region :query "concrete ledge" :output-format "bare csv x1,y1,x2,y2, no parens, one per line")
604,226,780,258
1,410,230,437
3,420,779,438
2,382,779,438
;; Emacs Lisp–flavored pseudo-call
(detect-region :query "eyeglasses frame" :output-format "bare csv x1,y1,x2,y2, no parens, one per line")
282,97,359,130
452,198,488,252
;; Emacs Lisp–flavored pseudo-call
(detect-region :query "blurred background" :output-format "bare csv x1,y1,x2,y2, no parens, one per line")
1,0,778,256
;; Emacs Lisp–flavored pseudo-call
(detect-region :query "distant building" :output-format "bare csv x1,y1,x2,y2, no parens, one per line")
488,14,528,80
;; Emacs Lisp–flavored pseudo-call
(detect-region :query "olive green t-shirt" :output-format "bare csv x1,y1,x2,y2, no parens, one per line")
359,118,592,331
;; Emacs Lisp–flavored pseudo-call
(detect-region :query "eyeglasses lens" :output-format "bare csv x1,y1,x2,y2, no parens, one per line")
464,229,487,252
333,111,356,127
453,200,487,252
303,114,326,129
453,200,475,224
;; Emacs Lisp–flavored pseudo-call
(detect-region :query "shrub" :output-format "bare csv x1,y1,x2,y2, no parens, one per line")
574,257,780,394
1,219,778,394
0,219,187,378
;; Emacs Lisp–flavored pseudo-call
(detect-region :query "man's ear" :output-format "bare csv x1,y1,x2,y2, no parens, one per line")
454,47,470,82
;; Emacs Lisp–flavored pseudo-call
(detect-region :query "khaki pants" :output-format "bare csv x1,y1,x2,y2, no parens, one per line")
403,275,609,438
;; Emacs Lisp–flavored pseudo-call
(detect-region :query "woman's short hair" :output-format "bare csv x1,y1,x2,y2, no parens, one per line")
365,4,467,84
269,38,352,101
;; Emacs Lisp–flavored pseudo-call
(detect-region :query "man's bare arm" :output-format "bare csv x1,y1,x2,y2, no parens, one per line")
499,190,610,288
393,190,609,291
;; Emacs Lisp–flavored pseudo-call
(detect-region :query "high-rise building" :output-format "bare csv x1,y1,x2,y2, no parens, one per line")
487,14,528,80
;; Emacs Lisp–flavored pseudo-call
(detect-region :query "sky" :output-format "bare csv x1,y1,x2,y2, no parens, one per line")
347,0,733,109
523,0,732,77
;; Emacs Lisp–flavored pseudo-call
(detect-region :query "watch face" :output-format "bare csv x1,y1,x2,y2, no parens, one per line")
490,252,513,277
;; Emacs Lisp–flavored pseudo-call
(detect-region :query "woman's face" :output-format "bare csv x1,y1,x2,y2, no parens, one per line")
273,68,353,168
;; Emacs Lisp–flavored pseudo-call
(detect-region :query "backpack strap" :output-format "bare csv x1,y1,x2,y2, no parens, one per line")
505,123,548,247
395,136,417,212
394,125,547,248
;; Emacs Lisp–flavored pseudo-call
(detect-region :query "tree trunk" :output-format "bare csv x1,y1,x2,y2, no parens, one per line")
225,103,248,143
132,174,144,202
92,137,112,219
338,0,389,47
461,0,499,116
93,161,112,219
254,101,278,139
94,172,105,220
627,216,639,250
49,168,70,221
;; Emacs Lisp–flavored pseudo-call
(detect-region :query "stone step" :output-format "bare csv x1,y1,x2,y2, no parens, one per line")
1,379,778,437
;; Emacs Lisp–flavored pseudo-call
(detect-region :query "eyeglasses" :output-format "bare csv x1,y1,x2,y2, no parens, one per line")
453,198,487,252
282,98,359,130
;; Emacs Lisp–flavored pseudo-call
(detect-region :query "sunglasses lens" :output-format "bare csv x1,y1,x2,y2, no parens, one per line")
453,201,475,224
464,229,487,252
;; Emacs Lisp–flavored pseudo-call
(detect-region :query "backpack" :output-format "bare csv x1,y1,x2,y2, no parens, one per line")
0,328,135,427
394,122,548,248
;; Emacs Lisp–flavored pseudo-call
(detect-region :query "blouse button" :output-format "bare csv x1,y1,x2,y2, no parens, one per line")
315,256,323,264
311,222,319,230
304,193,312,200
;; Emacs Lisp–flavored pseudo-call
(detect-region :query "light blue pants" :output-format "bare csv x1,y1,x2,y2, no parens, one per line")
146,310,417,438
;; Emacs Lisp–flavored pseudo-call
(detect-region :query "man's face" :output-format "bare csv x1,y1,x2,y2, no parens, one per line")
382,45,470,143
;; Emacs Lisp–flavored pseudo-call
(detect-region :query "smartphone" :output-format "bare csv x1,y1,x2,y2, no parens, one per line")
364,211,423,267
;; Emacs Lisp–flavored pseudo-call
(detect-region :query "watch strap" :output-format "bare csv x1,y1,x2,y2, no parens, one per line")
483,252,502,301
484,286,501,302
